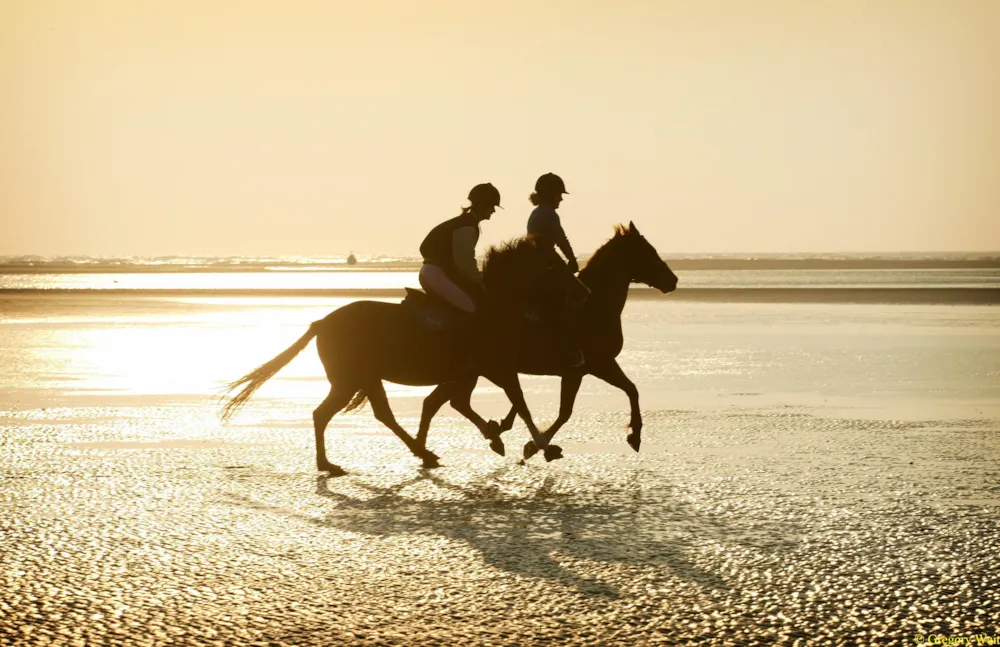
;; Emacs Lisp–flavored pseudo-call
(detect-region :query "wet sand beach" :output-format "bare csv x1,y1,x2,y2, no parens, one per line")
2,292,999,645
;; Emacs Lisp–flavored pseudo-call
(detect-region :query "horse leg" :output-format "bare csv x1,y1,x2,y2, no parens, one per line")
365,380,441,468
520,372,584,463
446,377,506,457
415,383,453,450
485,371,550,461
498,405,518,433
540,371,584,447
589,360,643,452
419,379,505,456
313,384,358,475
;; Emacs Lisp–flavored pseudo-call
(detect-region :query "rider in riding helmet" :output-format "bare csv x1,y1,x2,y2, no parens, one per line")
418,183,502,314
527,173,585,368
527,173,578,273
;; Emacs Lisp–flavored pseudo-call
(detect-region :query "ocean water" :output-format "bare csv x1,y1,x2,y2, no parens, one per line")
1,293,998,414
2,260,999,644
2,267,1000,292
2,252,998,293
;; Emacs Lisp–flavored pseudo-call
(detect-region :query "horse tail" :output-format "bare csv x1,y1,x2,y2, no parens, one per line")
219,321,321,424
343,390,369,413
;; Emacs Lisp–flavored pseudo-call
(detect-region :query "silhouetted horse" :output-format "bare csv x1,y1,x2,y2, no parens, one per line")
415,222,677,461
220,236,588,475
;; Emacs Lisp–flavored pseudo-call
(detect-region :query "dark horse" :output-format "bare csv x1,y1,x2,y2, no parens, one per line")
414,222,677,461
219,236,588,475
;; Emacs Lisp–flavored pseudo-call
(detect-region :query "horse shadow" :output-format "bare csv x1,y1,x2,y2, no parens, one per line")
225,465,799,599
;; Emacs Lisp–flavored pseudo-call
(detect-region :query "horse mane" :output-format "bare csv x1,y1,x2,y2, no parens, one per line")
482,235,541,291
580,224,629,273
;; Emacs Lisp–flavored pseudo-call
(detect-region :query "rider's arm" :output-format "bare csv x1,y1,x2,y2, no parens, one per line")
451,226,483,286
530,208,578,272
549,217,579,273
555,234,579,273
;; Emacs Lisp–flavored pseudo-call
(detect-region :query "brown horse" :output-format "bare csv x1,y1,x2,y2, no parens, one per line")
220,236,589,475
414,222,677,461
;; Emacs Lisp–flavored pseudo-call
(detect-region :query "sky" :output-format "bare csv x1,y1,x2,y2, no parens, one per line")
2,0,998,257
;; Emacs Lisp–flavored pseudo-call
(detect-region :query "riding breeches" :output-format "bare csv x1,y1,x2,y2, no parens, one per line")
418,263,476,313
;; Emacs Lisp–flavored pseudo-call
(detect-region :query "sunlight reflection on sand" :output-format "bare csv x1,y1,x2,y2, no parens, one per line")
2,294,998,643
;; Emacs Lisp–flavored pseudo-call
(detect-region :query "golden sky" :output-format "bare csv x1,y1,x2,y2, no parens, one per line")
2,0,998,256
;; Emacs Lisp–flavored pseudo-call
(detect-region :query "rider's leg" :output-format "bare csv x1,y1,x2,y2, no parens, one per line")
418,264,475,313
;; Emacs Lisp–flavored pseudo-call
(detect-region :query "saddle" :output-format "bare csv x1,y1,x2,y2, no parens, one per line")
402,288,471,333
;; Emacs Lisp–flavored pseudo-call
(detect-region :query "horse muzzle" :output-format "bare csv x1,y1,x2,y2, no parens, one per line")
657,274,679,294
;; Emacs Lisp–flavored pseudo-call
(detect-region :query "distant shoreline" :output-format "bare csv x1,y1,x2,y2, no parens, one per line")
1,258,998,274
2,287,997,305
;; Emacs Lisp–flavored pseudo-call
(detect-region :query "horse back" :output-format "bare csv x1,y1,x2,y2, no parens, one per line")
313,300,477,386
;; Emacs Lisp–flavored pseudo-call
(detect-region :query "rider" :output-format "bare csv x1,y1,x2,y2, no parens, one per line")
528,173,578,273
527,173,585,368
418,183,502,315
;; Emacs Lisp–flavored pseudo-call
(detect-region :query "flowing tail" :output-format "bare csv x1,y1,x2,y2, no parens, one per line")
219,321,321,424
343,390,369,413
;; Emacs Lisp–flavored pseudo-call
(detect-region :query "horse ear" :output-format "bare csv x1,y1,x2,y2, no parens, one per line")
628,221,640,235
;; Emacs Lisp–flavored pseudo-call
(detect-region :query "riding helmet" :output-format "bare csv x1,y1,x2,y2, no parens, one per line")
468,183,502,209
535,173,568,195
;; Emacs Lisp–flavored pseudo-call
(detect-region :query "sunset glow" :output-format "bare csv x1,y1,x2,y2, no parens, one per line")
3,0,998,257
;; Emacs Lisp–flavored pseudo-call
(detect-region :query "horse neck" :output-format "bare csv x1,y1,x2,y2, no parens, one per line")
578,242,631,316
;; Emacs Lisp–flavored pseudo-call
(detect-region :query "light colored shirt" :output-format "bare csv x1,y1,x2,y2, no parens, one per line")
451,226,483,285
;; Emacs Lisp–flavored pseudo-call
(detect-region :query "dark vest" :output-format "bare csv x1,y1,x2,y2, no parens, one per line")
419,212,479,284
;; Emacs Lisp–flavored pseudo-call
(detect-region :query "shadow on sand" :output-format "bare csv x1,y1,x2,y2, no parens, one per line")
225,465,798,599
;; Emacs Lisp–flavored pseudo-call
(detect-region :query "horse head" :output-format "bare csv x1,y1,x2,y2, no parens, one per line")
618,222,678,293
483,236,589,311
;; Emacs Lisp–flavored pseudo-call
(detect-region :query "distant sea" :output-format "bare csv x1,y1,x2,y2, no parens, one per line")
1,253,998,303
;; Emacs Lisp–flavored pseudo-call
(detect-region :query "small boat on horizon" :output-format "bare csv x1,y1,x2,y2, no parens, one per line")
346,253,357,265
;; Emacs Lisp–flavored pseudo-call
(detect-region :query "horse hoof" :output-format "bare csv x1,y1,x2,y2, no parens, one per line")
421,451,441,469
543,445,563,462
626,432,641,453
320,464,346,477
523,441,539,460
489,437,506,457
